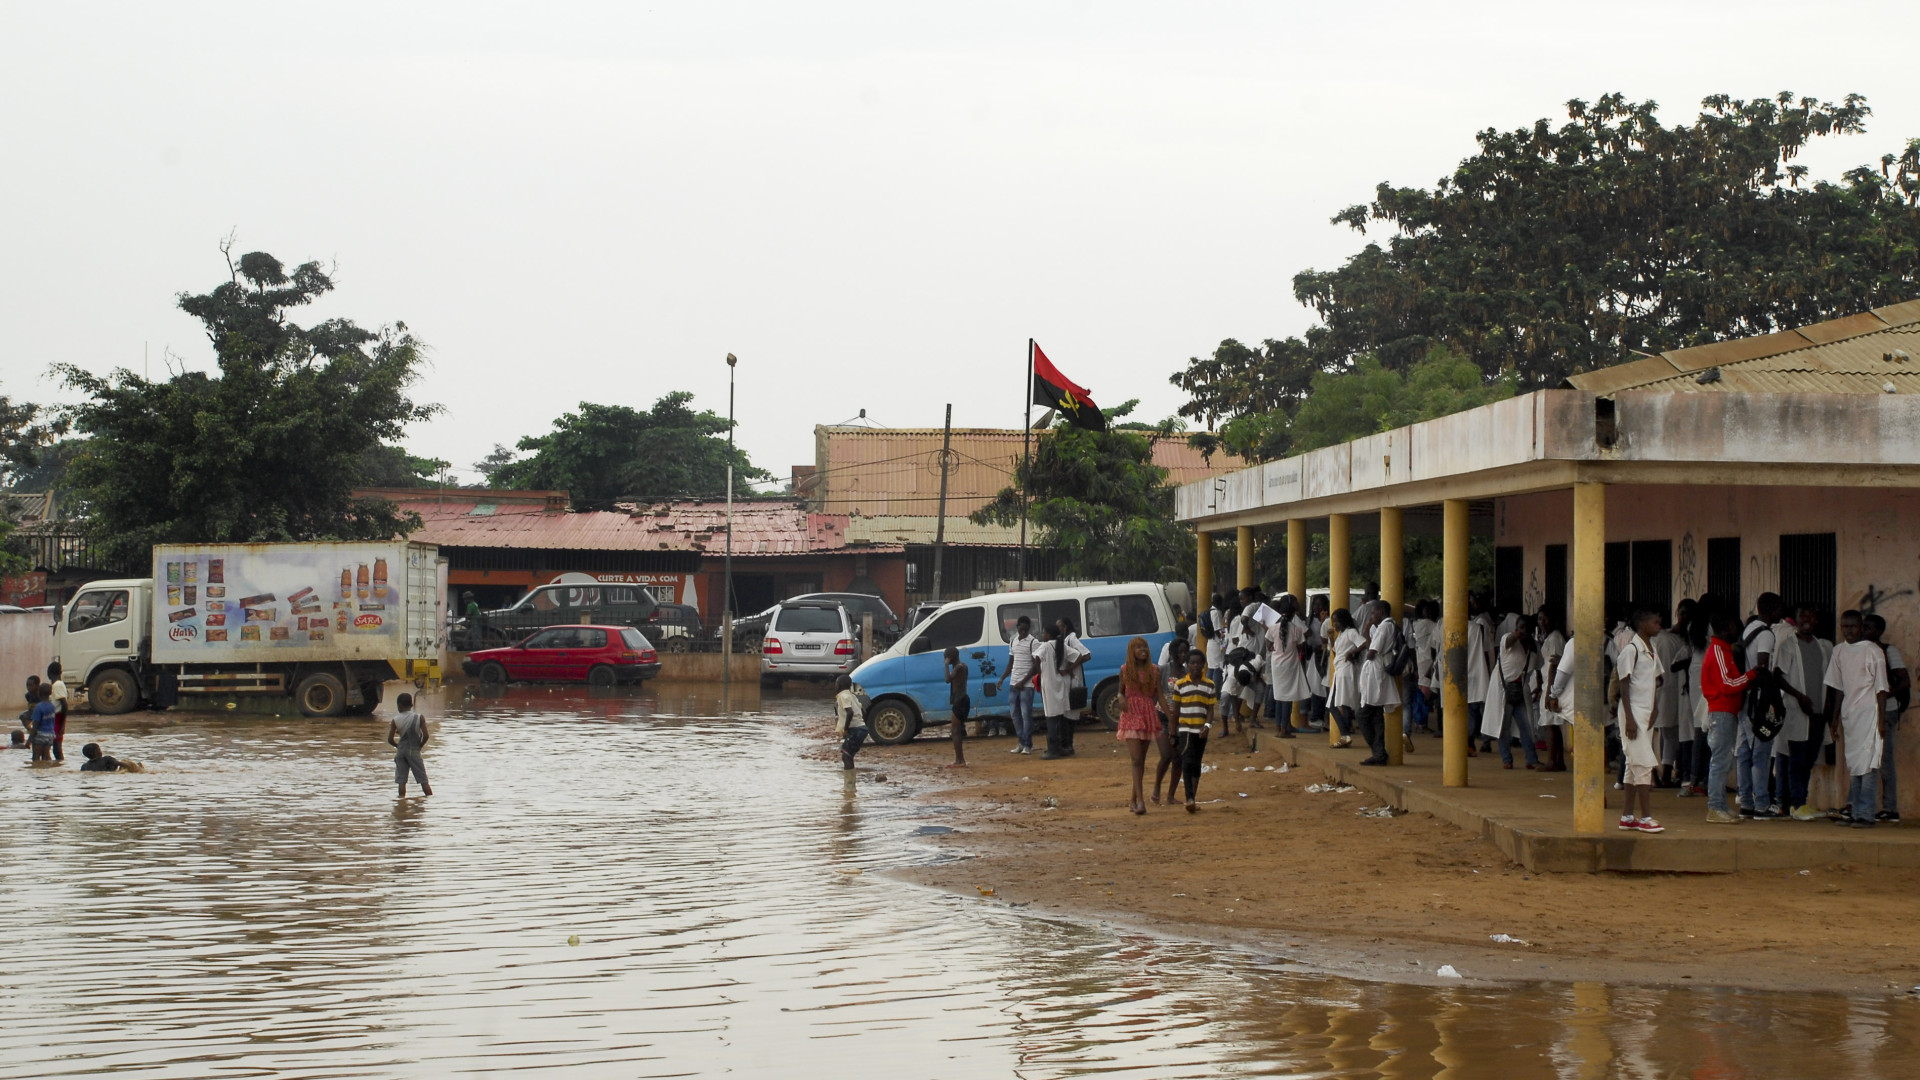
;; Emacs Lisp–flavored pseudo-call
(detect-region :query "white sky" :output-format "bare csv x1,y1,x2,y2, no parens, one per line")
4,1,1916,490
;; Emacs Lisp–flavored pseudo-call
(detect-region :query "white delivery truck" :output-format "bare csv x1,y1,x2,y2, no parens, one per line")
55,541,446,717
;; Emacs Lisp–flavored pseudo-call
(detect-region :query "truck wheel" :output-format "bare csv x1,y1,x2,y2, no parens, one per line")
479,662,508,685
867,699,919,745
295,672,347,717
587,664,616,688
1095,680,1123,731
89,669,140,715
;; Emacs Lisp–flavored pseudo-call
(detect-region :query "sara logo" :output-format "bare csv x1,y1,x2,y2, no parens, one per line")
169,623,197,641
354,613,384,630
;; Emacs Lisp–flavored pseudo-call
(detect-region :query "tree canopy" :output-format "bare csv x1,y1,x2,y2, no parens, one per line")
971,401,1191,584
490,393,768,509
56,245,439,567
1175,91,1920,462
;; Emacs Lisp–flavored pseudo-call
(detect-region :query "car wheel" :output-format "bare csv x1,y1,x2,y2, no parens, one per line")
665,637,689,653
88,668,140,715
1095,680,1123,731
587,664,617,688
479,662,508,686
867,699,919,745
295,672,347,718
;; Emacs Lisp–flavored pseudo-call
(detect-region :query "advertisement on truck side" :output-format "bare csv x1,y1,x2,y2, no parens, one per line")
150,543,419,665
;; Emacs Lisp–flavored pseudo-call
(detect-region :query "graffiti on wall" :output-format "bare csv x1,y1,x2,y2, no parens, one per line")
1749,552,1778,603
1676,531,1698,601
1856,583,1915,617
1524,567,1542,614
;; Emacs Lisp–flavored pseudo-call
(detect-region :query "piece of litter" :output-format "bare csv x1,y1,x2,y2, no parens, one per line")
1489,934,1531,946
1243,766,1256,771
977,886,995,896
1799,870,1811,876
567,935,580,947
1538,794,1557,799
1437,965,1462,979
1304,782,1357,794
1238,792,1250,798
1357,805,1402,818
1263,765,1276,771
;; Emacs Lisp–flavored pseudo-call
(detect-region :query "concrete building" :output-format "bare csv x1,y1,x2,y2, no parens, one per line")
1173,300,1920,855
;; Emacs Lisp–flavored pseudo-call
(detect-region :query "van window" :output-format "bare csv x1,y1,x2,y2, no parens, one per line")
909,606,985,654
775,606,843,633
68,590,129,633
1085,594,1158,639
996,599,1082,642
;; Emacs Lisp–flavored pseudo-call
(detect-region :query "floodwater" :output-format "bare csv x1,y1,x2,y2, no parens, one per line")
3,685,1916,1079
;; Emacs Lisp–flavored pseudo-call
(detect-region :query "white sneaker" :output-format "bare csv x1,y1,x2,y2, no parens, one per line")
1010,746,1023,753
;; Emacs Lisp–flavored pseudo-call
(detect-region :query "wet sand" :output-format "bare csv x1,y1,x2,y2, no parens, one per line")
854,720,1920,997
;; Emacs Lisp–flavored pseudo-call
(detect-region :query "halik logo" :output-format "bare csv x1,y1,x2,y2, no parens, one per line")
169,623,198,641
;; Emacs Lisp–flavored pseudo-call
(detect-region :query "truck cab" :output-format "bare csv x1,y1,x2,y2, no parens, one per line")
54,578,152,713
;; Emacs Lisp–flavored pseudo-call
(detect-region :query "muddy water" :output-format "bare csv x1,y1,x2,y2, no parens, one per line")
2,685,1915,1078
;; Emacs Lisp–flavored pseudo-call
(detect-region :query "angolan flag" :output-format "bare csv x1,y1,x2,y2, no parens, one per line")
1031,343,1106,432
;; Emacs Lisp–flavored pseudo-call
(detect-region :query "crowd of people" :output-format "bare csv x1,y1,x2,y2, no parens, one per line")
13,661,143,772
1182,584,1906,831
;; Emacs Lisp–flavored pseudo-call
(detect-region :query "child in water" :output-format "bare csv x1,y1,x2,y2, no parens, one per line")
387,692,432,797
79,743,144,773
833,674,866,770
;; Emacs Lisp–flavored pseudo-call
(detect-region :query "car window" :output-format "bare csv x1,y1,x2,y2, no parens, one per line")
775,607,843,633
68,590,130,633
577,628,607,648
620,627,647,649
523,628,570,648
996,599,1082,642
1085,594,1158,639
525,588,566,612
600,586,639,606
908,606,986,654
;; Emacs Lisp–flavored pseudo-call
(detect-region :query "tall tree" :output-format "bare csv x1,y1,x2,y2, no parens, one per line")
56,244,439,567
491,393,768,509
972,401,1191,584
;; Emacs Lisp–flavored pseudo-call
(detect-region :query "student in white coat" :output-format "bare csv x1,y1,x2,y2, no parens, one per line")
1465,596,1497,755
1772,605,1832,820
1824,610,1889,827
1266,595,1312,739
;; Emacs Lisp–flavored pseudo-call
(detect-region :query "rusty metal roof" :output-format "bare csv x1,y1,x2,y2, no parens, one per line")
612,500,902,557
390,497,703,553
1566,300,1920,396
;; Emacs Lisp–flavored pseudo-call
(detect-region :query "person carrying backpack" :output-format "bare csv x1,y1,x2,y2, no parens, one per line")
1356,600,1403,766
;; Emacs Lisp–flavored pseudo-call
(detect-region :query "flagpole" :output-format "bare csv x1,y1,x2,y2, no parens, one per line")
1019,338,1032,591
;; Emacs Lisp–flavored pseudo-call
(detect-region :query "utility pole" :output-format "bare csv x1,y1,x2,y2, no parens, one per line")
930,403,952,603
1019,338,1032,591
723,352,738,693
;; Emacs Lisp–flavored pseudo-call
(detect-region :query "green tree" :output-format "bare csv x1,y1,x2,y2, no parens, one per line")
356,444,451,488
56,245,439,567
1288,347,1515,453
971,401,1191,583
491,393,768,509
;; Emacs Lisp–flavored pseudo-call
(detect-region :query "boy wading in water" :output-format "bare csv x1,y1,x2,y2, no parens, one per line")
387,693,432,797
944,646,969,768
833,674,867,770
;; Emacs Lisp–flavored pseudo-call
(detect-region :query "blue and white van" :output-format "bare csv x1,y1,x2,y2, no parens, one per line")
850,582,1191,745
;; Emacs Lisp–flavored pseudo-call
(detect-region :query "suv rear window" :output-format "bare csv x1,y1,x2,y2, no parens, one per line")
775,606,843,633
909,606,985,654
1085,594,1158,638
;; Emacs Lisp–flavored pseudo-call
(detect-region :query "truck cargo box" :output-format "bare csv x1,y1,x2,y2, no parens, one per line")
149,542,441,666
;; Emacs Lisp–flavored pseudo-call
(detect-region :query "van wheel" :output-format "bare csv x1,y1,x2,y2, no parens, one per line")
479,662,508,685
1095,681,1123,731
89,669,140,715
867,699,919,745
587,665,617,688
295,673,347,718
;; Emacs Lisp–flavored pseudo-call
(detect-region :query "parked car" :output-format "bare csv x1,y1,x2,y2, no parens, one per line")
787,592,902,646
761,600,858,687
452,582,659,650
462,624,661,686
716,603,779,651
905,601,944,629
645,602,706,651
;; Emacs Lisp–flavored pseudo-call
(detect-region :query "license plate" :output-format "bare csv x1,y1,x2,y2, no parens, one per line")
793,642,822,652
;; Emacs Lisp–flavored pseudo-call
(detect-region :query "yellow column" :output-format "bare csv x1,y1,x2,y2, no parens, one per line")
1572,482,1608,834
1196,530,1213,605
1328,513,1350,746
1380,507,1404,766
1442,499,1469,787
1286,518,1306,608
1236,525,1255,590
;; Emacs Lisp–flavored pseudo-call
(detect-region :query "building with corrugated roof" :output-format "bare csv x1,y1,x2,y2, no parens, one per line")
1171,300,1920,860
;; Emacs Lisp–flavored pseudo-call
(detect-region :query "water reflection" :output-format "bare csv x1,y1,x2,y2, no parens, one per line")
0,685,1914,1078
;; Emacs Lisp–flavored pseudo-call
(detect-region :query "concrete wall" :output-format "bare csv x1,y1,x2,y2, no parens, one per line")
0,610,57,706
1497,484,1920,815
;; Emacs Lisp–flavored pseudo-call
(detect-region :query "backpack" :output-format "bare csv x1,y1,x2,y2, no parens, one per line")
1740,622,1786,741
1379,621,1412,678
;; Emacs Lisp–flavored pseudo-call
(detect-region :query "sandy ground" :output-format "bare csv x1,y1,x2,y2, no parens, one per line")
812,719,1920,996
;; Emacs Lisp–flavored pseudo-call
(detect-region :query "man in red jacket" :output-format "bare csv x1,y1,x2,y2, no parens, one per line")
1700,612,1756,823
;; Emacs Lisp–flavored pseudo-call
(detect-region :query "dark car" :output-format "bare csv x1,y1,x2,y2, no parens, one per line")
716,603,779,652
453,582,659,650
645,602,706,652
462,624,661,686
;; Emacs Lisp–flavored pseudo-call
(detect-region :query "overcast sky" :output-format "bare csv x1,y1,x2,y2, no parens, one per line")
4,1,1916,490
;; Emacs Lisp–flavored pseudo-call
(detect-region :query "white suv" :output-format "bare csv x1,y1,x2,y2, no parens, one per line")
761,600,856,687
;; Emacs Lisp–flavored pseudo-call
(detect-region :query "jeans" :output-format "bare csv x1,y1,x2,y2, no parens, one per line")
1851,771,1879,823
1468,701,1487,748
1009,685,1035,750
1498,698,1540,767
1305,694,1328,731
1883,713,1902,814
1330,704,1354,741
1406,686,1430,733
1737,719,1776,810
1784,737,1818,809
1706,711,1739,814
1356,704,1387,762
1273,697,1297,735
840,726,868,766
1175,730,1208,800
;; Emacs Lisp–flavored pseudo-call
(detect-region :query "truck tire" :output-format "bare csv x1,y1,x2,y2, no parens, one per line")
587,664,616,688
867,699,919,745
89,669,140,715
1095,679,1123,731
479,662,508,685
295,672,347,717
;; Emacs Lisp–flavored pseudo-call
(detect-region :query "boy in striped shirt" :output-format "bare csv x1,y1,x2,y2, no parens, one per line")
1172,651,1219,813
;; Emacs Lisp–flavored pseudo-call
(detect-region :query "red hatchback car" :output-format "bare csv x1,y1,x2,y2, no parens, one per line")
463,624,662,686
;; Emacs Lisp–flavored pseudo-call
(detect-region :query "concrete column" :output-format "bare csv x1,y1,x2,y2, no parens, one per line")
1328,513,1350,747
1380,507,1404,766
1572,482,1608,834
1236,525,1255,590
1286,518,1306,608
1196,531,1213,605
1442,499,1469,787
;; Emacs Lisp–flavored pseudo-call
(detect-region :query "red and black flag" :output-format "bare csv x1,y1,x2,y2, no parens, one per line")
1030,342,1106,432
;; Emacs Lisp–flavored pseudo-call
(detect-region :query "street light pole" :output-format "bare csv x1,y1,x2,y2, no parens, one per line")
724,352,737,693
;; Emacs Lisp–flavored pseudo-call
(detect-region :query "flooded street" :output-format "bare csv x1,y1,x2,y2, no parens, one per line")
3,685,1917,1078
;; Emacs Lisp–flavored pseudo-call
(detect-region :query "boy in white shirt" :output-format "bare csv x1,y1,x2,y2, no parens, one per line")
1824,610,1890,828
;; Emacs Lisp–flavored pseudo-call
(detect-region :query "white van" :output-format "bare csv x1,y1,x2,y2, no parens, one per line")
849,581,1190,745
